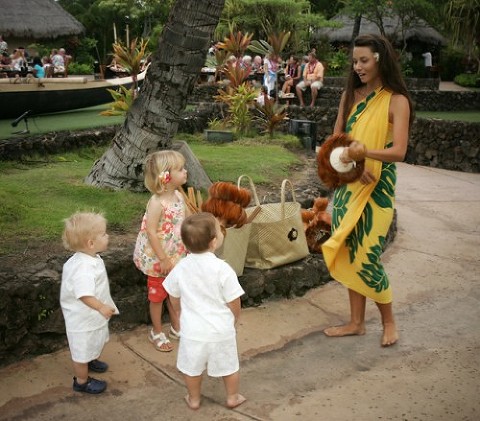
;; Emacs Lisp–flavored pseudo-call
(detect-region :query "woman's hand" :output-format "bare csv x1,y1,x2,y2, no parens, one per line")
360,169,376,184
347,141,367,161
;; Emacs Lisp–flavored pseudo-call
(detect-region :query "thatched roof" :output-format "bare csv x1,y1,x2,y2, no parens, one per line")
317,14,447,46
0,0,84,39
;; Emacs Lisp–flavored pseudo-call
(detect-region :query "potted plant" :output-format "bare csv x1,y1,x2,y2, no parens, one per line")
204,117,235,142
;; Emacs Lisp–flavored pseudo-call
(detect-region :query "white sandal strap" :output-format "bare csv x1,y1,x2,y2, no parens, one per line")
150,331,170,344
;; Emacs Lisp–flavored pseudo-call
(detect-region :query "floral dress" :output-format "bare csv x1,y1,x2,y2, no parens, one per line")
133,190,188,277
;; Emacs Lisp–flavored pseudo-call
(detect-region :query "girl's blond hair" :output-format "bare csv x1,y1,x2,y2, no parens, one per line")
144,150,185,194
62,212,106,251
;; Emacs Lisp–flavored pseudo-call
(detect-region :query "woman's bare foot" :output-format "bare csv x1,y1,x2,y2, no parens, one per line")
323,323,366,337
184,394,200,410
226,394,246,409
381,322,398,347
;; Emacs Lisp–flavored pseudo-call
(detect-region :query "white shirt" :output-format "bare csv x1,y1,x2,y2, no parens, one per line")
422,52,432,67
164,252,245,342
60,252,118,333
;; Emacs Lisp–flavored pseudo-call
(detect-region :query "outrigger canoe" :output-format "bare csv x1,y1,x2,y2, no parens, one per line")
0,71,146,119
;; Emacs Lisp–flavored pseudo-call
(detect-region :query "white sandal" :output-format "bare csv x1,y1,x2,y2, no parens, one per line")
169,326,181,340
148,329,173,352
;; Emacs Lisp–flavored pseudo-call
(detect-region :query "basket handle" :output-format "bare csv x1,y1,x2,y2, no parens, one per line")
237,174,261,206
280,179,297,219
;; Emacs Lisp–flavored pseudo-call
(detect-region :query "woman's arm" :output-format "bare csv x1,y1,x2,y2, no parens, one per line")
364,94,410,163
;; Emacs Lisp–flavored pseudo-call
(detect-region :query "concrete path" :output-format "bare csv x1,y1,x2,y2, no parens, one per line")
1,163,479,421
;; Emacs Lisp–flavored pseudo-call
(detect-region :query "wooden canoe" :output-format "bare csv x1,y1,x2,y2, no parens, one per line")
0,72,146,119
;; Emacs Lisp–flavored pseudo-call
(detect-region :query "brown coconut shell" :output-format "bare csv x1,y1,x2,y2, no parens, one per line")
317,133,365,189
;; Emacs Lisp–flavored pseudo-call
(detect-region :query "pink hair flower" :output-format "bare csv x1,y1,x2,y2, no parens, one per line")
159,171,171,184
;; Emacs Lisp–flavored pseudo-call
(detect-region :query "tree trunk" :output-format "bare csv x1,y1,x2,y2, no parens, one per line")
85,0,226,191
351,14,362,46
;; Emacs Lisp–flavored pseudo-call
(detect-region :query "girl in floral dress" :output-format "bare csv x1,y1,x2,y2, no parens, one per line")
134,150,190,352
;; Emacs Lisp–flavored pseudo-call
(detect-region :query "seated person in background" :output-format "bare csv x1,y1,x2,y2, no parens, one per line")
32,56,45,78
252,55,263,72
50,49,65,73
105,58,128,78
10,49,26,71
281,56,301,95
0,51,11,77
0,52,12,68
0,35,8,55
255,85,271,106
240,55,252,71
296,52,324,107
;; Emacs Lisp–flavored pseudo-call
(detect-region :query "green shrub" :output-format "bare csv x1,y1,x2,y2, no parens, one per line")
68,62,93,75
326,49,349,76
439,47,465,81
454,73,480,88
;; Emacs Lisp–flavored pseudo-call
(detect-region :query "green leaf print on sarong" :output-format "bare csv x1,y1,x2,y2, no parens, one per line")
346,202,373,262
371,162,396,209
332,185,373,263
358,236,390,292
331,185,351,230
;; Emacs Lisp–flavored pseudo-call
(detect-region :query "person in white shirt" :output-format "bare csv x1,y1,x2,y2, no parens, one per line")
422,51,432,78
164,212,246,410
60,212,119,394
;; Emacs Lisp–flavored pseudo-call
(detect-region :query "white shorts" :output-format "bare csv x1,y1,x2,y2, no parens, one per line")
297,80,323,91
177,337,239,377
66,325,109,363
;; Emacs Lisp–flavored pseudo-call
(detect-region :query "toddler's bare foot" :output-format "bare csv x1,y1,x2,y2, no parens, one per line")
323,323,366,337
226,394,246,409
184,394,200,410
381,322,398,347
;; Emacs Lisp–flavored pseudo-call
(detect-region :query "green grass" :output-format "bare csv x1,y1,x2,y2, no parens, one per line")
0,105,123,140
0,146,149,253
416,111,480,123
0,135,302,254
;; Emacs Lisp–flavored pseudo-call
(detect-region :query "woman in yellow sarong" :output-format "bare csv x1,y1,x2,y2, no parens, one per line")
321,34,413,346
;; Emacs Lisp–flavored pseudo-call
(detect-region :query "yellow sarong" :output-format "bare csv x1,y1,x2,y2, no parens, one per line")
322,87,396,304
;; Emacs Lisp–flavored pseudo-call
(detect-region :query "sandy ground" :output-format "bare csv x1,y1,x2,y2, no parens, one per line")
0,163,479,421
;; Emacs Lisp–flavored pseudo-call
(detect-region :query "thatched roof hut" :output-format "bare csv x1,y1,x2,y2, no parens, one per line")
1,0,84,48
316,14,447,47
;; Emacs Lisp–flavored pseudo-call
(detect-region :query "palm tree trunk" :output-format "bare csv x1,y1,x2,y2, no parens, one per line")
85,0,225,191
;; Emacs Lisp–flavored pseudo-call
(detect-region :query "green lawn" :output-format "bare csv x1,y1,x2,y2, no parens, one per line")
0,135,303,254
416,111,480,123
0,105,123,140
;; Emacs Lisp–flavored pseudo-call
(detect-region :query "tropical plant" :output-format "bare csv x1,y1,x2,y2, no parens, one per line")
326,48,350,76
101,85,135,116
444,0,480,73
112,37,150,91
215,82,258,136
253,96,288,138
214,63,257,135
68,62,93,75
216,26,253,59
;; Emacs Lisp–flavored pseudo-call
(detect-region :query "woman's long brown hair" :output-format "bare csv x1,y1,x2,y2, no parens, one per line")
341,34,414,131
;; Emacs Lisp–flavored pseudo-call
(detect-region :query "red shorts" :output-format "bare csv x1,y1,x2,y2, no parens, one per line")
147,276,168,303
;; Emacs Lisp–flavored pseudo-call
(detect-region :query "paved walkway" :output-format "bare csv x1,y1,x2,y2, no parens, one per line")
1,163,479,420
438,81,475,91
